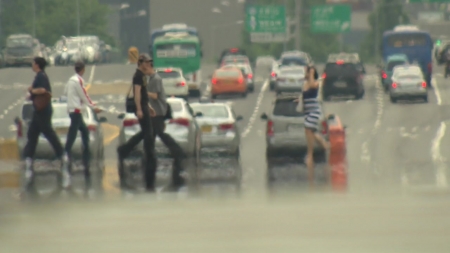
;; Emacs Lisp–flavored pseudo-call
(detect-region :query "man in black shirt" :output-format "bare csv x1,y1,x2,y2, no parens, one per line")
24,57,64,188
117,53,157,192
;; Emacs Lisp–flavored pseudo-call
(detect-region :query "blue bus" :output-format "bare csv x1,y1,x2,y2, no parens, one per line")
381,25,434,86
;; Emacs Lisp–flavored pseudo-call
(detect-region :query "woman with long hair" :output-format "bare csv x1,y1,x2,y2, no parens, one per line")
301,66,329,185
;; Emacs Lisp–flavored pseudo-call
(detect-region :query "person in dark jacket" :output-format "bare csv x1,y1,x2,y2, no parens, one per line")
117,53,157,192
24,57,65,188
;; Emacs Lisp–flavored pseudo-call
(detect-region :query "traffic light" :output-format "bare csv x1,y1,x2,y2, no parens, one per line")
436,40,441,46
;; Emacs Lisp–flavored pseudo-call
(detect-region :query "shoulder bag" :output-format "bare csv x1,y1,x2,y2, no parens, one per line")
164,103,173,120
33,92,52,111
125,84,136,113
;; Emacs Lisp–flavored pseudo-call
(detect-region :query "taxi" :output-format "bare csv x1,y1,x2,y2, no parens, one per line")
211,66,248,99
191,100,243,157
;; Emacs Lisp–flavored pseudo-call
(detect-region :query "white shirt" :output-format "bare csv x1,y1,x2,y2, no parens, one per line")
64,74,95,113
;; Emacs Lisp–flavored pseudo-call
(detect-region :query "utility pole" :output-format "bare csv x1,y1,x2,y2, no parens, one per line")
294,0,301,50
374,1,379,63
283,0,288,51
76,0,80,36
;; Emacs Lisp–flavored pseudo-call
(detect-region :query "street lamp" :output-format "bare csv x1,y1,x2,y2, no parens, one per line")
211,20,244,59
76,0,80,36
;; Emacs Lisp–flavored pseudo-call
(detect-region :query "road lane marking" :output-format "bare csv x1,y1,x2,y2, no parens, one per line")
432,77,441,105
241,79,268,138
102,123,120,145
85,65,96,91
431,121,448,188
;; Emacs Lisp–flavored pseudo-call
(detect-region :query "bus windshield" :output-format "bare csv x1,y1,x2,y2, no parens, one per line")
387,34,428,47
155,43,197,58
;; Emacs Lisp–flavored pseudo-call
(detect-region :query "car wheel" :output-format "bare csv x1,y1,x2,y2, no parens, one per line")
390,96,397,103
270,82,275,90
212,94,217,99
242,91,248,98
423,95,428,103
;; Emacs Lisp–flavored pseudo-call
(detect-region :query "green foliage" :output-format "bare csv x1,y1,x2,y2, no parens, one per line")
359,0,410,62
1,0,114,46
241,0,340,62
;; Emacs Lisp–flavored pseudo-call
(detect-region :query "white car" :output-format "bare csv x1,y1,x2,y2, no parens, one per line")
190,101,243,157
389,65,428,103
156,68,189,100
275,66,306,94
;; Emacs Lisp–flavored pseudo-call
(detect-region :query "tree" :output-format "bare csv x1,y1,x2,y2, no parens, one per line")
0,0,114,46
241,0,340,62
360,0,410,62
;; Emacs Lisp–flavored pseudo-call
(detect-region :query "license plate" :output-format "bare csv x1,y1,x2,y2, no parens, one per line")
201,125,212,133
287,124,303,132
55,128,69,135
334,82,347,88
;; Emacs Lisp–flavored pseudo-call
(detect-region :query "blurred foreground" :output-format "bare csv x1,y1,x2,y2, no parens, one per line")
1,192,449,253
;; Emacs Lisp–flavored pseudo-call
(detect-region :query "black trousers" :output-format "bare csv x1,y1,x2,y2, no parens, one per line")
65,112,90,178
117,106,157,189
152,116,185,187
24,110,64,162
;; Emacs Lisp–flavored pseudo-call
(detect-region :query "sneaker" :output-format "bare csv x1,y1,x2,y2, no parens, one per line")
61,168,71,189
23,159,34,187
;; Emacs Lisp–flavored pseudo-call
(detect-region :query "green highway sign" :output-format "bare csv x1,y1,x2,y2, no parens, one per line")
245,5,286,34
311,4,351,34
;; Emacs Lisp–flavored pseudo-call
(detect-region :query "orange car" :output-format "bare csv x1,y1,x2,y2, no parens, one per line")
211,66,248,99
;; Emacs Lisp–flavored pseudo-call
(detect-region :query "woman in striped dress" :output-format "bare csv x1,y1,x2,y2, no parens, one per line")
302,66,329,184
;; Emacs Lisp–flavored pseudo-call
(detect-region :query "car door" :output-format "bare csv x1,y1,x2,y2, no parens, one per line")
184,101,198,142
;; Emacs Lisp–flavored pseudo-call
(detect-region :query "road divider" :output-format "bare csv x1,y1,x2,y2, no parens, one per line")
327,114,348,191
0,123,120,189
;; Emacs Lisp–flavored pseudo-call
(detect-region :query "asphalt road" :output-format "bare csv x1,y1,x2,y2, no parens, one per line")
1,62,450,251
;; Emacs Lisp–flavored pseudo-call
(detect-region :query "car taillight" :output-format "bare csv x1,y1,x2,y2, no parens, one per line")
392,82,398,88
321,121,328,135
169,118,189,127
211,78,217,85
321,73,326,79
219,123,234,131
177,81,186,87
238,77,244,84
267,120,274,137
123,119,139,127
247,73,253,79
421,81,427,88
88,125,96,132
271,72,276,77
382,72,387,79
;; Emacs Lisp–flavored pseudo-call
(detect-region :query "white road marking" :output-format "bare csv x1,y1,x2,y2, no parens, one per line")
431,121,448,188
360,77,384,162
432,77,441,105
241,80,269,138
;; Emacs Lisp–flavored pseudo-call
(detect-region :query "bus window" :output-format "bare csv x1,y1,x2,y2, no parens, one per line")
388,34,427,47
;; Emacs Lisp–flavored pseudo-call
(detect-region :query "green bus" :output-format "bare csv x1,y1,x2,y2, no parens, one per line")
153,32,203,96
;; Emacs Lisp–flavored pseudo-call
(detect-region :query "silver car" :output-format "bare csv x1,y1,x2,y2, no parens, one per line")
117,97,202,161
190,101,243,157
275,66,306,94
260,94,329,159
389,65,428,103
14,98,107,171
155,67,189,100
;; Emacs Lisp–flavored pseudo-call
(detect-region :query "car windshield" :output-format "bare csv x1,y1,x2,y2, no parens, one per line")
7,37,33,47
215,70,240,78
281,57,307,66
273,99,304,117
157,70,181,78
387,60,407,71
191,105,229,118
168,101,183,112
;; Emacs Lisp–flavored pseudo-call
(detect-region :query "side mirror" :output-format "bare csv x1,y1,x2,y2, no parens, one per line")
99,116,107,123
117,113,125,119
236,115,243,121
260,113,268,120
195,112,203,117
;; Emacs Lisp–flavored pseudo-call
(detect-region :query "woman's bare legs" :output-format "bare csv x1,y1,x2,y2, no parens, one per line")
314,133,329,150
305,128,316,187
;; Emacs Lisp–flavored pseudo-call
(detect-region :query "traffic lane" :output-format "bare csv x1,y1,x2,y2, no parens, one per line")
321,75,380,191
91,64,135,84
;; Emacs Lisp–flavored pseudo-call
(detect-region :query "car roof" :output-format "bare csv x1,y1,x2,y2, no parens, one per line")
190,102,230,108
218,65,241,71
